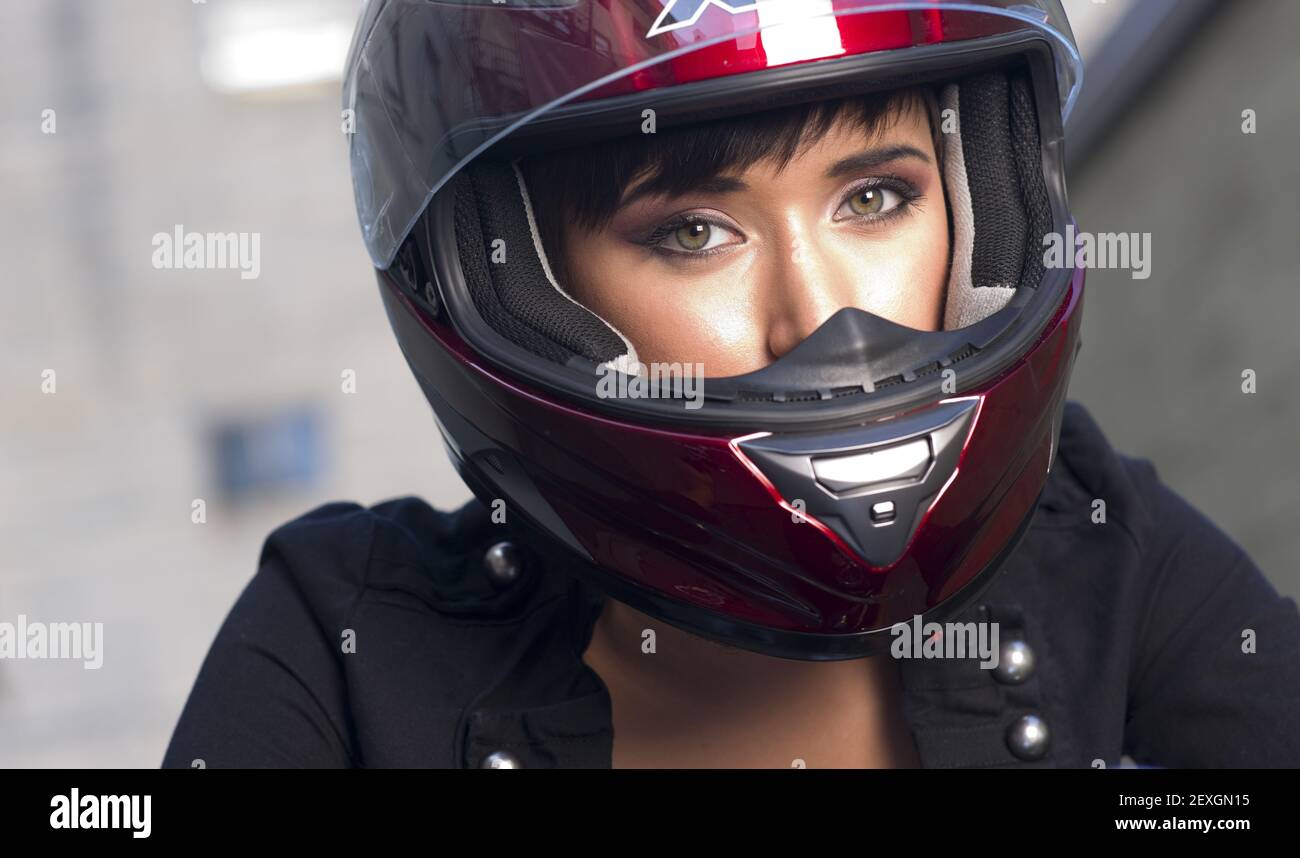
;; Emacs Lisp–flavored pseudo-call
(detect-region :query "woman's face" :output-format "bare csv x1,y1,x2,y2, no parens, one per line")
558,99,950,377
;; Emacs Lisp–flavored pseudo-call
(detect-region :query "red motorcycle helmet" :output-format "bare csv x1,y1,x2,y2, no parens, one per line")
343,0,1085,659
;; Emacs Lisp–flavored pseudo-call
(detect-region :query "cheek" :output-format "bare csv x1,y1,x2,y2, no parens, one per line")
564,241,769,373
831,204,950,330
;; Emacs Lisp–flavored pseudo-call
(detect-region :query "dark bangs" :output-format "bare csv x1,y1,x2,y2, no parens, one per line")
518,86,941,277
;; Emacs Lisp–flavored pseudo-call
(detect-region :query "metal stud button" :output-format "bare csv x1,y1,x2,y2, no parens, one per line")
992,639,1035,685
480,750,522,769
1005,714,1050,761
483,540,521,586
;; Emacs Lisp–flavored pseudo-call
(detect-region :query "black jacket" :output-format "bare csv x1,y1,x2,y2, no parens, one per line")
161,402,1300,768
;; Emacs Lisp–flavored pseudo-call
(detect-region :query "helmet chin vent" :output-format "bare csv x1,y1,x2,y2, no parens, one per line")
737,397,980,568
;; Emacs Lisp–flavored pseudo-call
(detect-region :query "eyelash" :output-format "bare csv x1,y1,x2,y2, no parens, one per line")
639,175,924,259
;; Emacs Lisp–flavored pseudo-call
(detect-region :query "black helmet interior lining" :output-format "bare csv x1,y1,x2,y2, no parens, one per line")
452,164,636,367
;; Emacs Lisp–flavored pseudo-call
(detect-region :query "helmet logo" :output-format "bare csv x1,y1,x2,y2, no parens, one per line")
646,0,760,38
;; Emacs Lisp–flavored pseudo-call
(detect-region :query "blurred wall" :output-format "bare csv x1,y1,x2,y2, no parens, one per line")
1064,0,1300,597
0,0,472,768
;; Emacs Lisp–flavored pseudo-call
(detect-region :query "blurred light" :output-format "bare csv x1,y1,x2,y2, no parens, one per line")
199,0,360,96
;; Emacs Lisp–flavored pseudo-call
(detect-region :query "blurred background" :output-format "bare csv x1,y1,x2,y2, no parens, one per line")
1,0,1294,767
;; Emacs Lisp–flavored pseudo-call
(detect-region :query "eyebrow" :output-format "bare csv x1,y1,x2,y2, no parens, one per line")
617,145,933,209
824,144,932,178
620,174,747,208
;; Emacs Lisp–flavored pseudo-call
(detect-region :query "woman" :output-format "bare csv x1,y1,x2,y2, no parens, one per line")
163,0,1300,768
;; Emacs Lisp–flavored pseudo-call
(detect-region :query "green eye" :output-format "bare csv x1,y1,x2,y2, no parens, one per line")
647,216,741,257
674,221,711,250
848,188,885,215
837,184,912,222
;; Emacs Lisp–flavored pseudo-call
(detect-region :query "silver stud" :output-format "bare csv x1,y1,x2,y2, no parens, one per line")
1005,714,1050,761
992,639,1035,685
483,541,521,585
480,750,522,769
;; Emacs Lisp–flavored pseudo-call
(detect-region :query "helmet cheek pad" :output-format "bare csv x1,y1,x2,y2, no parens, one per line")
375,42,1084,659
941,69,1054,328
448,163,637,368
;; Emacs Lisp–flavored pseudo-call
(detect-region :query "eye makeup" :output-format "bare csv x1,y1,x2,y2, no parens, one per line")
628,171,926,261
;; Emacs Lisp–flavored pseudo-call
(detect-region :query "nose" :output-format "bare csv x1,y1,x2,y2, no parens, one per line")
763,225,859,361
